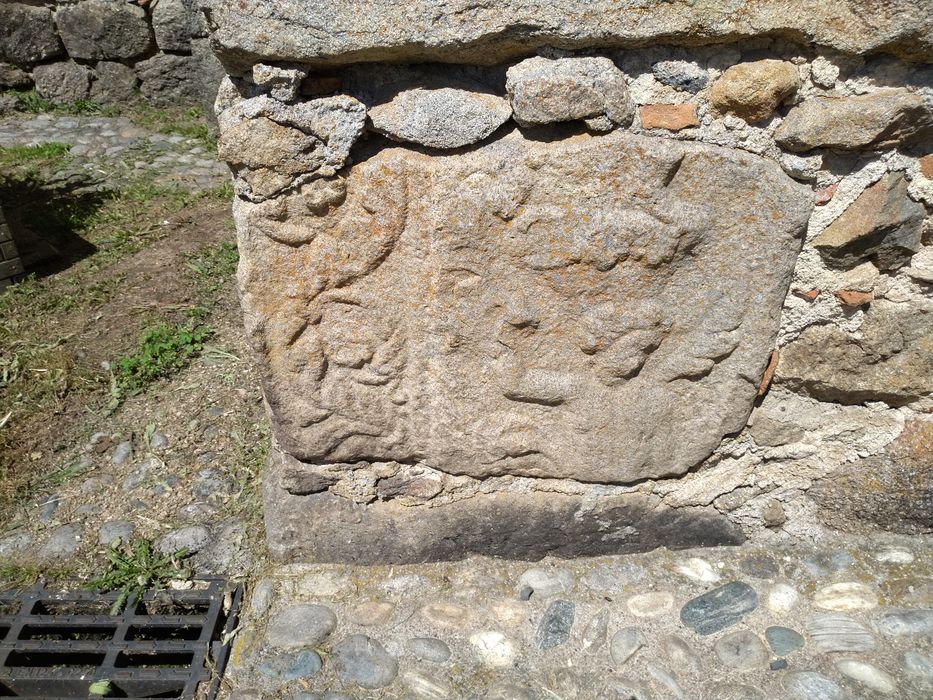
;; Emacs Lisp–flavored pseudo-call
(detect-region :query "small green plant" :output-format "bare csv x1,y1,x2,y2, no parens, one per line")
108,321,213,411
88,539,191,615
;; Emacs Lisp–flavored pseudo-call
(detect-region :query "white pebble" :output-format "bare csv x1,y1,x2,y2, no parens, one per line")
469,631,514,667
875,549,914,565
767,583,799,613
814,582,878,611
627,591,674,617
675,557,720,583
835,660,896,694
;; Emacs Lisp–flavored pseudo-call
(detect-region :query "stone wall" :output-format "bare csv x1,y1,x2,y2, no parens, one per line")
0,0,222,109
0,202,24,289
203,1,933,563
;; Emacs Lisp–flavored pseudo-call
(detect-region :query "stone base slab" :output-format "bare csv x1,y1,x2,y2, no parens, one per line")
264,445,745,564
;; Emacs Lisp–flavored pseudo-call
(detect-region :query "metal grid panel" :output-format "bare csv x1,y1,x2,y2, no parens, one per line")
0,580,241,699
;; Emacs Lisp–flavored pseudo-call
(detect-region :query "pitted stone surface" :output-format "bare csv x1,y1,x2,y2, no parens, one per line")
199,0,933,70
506,56,634,128
775,90,933,152
56,0,153,61
236,129,810,485
218,94,366,201
369,87,512,149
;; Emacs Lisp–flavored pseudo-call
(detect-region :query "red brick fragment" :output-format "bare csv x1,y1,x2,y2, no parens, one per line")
639,104,699,131
814,183,838,205
920,154,933,180
792,288,820,301
834,289,873,307
757,350,779,396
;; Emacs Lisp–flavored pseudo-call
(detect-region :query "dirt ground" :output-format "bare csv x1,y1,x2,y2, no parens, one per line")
0,111,267,586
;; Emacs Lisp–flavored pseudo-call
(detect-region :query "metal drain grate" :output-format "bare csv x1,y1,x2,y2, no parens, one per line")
0,579,241,699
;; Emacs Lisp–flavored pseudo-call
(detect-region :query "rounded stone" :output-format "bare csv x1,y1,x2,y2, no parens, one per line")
835,659,896,695
675,557,720,583
580,608,609,653
98,520,134,546
330,634,398,689
469,630,514,667
813,582,878,611
904,650,933,688
609,627,644,666
406,637,451,664
710,59,799,123
349,601,395,626
680,581,758,635
766,582,799,613
765,626,805,655
257,650,322,681
518,567,573,598
877,609,933,636
627,591,674,617
156,526,210,555
663,635,700,672
536,600,575,649
266,604,337,649
421,602,471,627
40,525,81,559
403,670,454,699
714,630,768,670
807,613,875,653
369,87,512,150
782,671,846,700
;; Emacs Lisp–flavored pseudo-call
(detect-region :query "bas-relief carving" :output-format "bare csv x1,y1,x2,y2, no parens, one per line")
236,129,811,484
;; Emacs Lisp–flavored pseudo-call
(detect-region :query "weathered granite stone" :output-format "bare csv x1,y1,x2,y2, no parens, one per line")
137,54,205,108
199,0,933,71
811,418,933,534
254,64,308,103
0,62,31,89
91,62,139,105
506,56,633,128
369,87,512,149
0,3,63,66
152,0,196,53
776,301,933,406
217,94,366,200
811,173,924,271
33,62,91,104
710,60,799,123
775,90,933,152
234,128,809,483
56,0,153,61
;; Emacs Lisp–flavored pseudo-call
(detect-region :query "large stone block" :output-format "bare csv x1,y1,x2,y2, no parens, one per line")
0,3,63,66
235,129,810,485
264,445,746,563
199,0,933,71
56,0,153,61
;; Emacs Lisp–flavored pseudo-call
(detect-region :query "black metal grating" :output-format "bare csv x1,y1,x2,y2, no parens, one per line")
0,580,241,699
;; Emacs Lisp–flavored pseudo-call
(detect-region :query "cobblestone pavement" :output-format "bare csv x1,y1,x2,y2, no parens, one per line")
0,113,228,192
227,537,933,699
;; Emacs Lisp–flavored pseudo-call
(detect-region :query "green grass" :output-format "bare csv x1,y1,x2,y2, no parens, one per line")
109,321,214,410
87,539,191,615
185,241,239,298
0,142,71,166
125,105,216,151
1,89,117,116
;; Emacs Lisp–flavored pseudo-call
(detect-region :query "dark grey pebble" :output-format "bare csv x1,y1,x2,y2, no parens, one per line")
331,634,398,689
680,581,758,635
766,626,805,655
257,650,322,681
537,600,575,649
